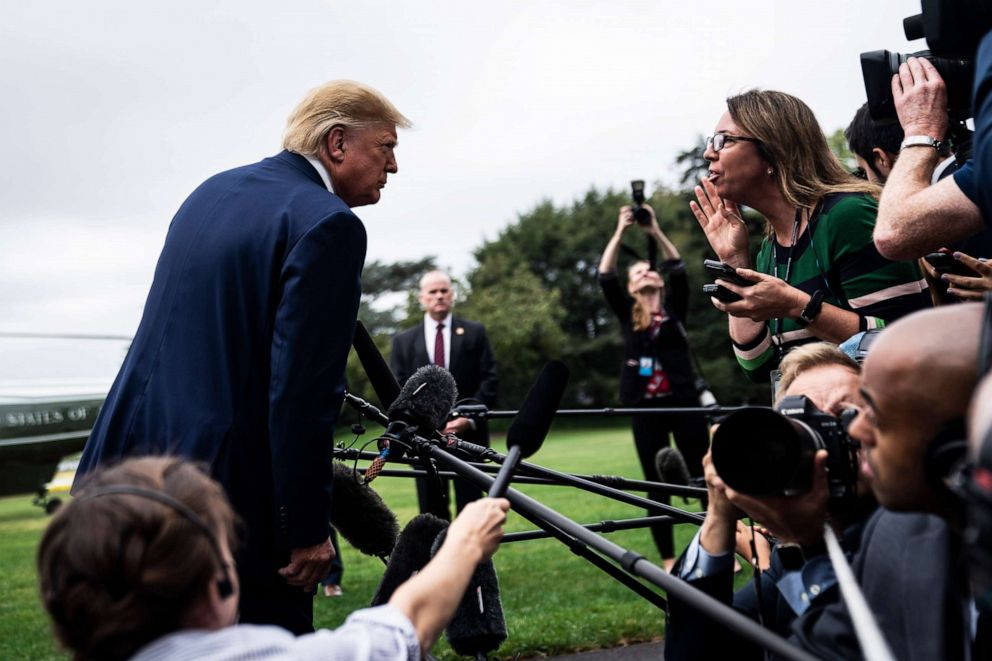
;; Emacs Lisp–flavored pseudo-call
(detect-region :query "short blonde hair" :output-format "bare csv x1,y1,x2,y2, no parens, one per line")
283,80,411,158
776,342,860,404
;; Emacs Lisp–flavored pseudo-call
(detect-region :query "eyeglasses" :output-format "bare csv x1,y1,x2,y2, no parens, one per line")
706,133,762,153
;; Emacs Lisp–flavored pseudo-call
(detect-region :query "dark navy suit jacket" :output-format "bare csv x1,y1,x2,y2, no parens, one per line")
390,317,497,444
76,150,366,558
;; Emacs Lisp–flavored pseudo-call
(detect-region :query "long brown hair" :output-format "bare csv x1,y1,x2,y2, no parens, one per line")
38,457,237,661
628,260,663,332
727,90,880,229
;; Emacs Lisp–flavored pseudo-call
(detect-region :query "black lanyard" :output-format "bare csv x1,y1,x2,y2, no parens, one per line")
771,207,805,355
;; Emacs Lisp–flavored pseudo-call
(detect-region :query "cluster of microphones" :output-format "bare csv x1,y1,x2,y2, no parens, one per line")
334,323,569,658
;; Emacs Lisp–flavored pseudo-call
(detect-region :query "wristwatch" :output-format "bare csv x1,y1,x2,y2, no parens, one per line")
795,290,826,328
900,135,950,157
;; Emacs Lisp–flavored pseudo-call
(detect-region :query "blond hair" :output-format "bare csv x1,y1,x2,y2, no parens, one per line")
727,90,879,227
776,342,860,404
283,80,411,158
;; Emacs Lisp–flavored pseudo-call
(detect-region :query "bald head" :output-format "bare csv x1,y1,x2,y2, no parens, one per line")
852,304,983,513
865,304,983,423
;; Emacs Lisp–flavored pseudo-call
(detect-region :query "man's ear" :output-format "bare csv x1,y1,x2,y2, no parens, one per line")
325,126,347,163
872,147,895,176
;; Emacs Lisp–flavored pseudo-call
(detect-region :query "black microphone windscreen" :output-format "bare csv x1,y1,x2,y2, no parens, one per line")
329,462,399,558
353,321,401,408
386,364,458,431
431,529,508,656
655,446,690,486
505,360,569,458
370,514,449,606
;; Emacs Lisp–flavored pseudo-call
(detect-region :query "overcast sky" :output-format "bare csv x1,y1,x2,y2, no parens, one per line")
0,0,924,386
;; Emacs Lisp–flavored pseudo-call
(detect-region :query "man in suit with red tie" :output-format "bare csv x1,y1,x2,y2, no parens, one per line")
390,270,498,519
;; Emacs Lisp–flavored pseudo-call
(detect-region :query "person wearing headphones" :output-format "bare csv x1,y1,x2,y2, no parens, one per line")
38,457,509,661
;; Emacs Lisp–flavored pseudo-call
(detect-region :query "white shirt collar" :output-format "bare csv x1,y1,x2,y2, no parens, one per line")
303,155,336,194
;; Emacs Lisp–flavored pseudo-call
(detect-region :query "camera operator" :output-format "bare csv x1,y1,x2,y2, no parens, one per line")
38,457,510,661
788,303,986,660
598,203,710,572
665,343,873,661
873,57,987,261
845,102,904,185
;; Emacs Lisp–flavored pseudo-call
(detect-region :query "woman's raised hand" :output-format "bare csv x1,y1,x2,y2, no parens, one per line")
690,177,750,268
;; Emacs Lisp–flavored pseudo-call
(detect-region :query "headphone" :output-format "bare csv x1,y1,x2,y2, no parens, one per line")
78,485,234,600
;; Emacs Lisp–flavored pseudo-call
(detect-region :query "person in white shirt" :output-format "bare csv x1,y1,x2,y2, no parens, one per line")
38,456,508,661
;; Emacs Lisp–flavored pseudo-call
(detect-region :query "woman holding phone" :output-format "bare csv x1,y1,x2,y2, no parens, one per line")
691,89,930,382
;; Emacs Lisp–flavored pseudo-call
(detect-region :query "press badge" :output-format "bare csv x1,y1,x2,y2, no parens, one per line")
639,356,653,376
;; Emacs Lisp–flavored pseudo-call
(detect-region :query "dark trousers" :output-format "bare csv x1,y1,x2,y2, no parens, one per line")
415,427,488,520
415,473,483,521
237,546,314,635
631,394,709,559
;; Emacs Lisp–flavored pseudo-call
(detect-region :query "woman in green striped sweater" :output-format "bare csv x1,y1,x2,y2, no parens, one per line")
690,89,931,382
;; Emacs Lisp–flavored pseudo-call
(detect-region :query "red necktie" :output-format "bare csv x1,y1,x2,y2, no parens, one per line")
434,323,445,368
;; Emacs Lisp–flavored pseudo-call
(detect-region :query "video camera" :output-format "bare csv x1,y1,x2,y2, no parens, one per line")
710,395,859,501
860,0,992,156
630,180,652,226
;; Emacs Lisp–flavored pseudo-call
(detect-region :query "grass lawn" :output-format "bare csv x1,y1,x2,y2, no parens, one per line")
0,425,740,660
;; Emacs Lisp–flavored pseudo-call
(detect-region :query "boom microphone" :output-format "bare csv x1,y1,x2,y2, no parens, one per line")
353,321,401,408
328,462,400,559
655,447,690,487
431,528,507,658
370,513,450,606
365,364,458,484
490,360,569,497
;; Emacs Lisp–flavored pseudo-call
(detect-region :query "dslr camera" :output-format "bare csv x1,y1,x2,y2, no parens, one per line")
710,395,859,501
860,0,992,159
630,180,652,226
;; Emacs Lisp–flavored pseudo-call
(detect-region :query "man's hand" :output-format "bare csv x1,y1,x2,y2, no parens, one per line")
893,56,948,138
278,537,334,591
725,450,830,547
442,417,473,436
698,451,742,556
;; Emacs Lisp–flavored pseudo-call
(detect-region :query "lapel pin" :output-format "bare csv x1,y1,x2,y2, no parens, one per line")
455,327,465,335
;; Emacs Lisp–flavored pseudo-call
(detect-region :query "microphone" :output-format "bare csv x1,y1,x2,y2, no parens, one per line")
370,513,450,606
353,321,401,408
365,364,458,484
431,528,507,658
329,462,400,559
489,360,569,498
655,447,690,487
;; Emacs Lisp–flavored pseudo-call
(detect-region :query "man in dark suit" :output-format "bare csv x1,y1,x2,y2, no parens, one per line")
73,80,410,634
667,304,986,660
390,270,497,519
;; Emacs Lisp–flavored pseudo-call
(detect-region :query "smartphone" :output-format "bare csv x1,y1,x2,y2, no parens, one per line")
703,282,742,303
703,259,756,287
924,252,977,277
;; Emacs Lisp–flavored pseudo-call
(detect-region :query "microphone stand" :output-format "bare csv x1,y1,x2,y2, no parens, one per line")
501,515,687,543
416,434,820,661
451,404,751,421
340,398,705,524
334,447,706,499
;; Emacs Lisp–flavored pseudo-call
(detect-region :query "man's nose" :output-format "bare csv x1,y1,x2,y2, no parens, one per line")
386,154,398,174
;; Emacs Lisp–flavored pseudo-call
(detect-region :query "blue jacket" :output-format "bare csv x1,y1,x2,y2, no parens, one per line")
76,151,366,554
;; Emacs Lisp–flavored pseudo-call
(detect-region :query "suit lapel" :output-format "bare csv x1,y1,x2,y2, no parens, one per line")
414,321,431,366
449,317,464,373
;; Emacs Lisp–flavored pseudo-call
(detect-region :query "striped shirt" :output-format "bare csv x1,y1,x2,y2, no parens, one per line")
733,192,930,382
130,604,420,660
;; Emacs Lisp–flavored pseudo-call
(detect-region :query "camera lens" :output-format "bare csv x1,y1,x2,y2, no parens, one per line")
711,407,821,496
633,207,651,225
